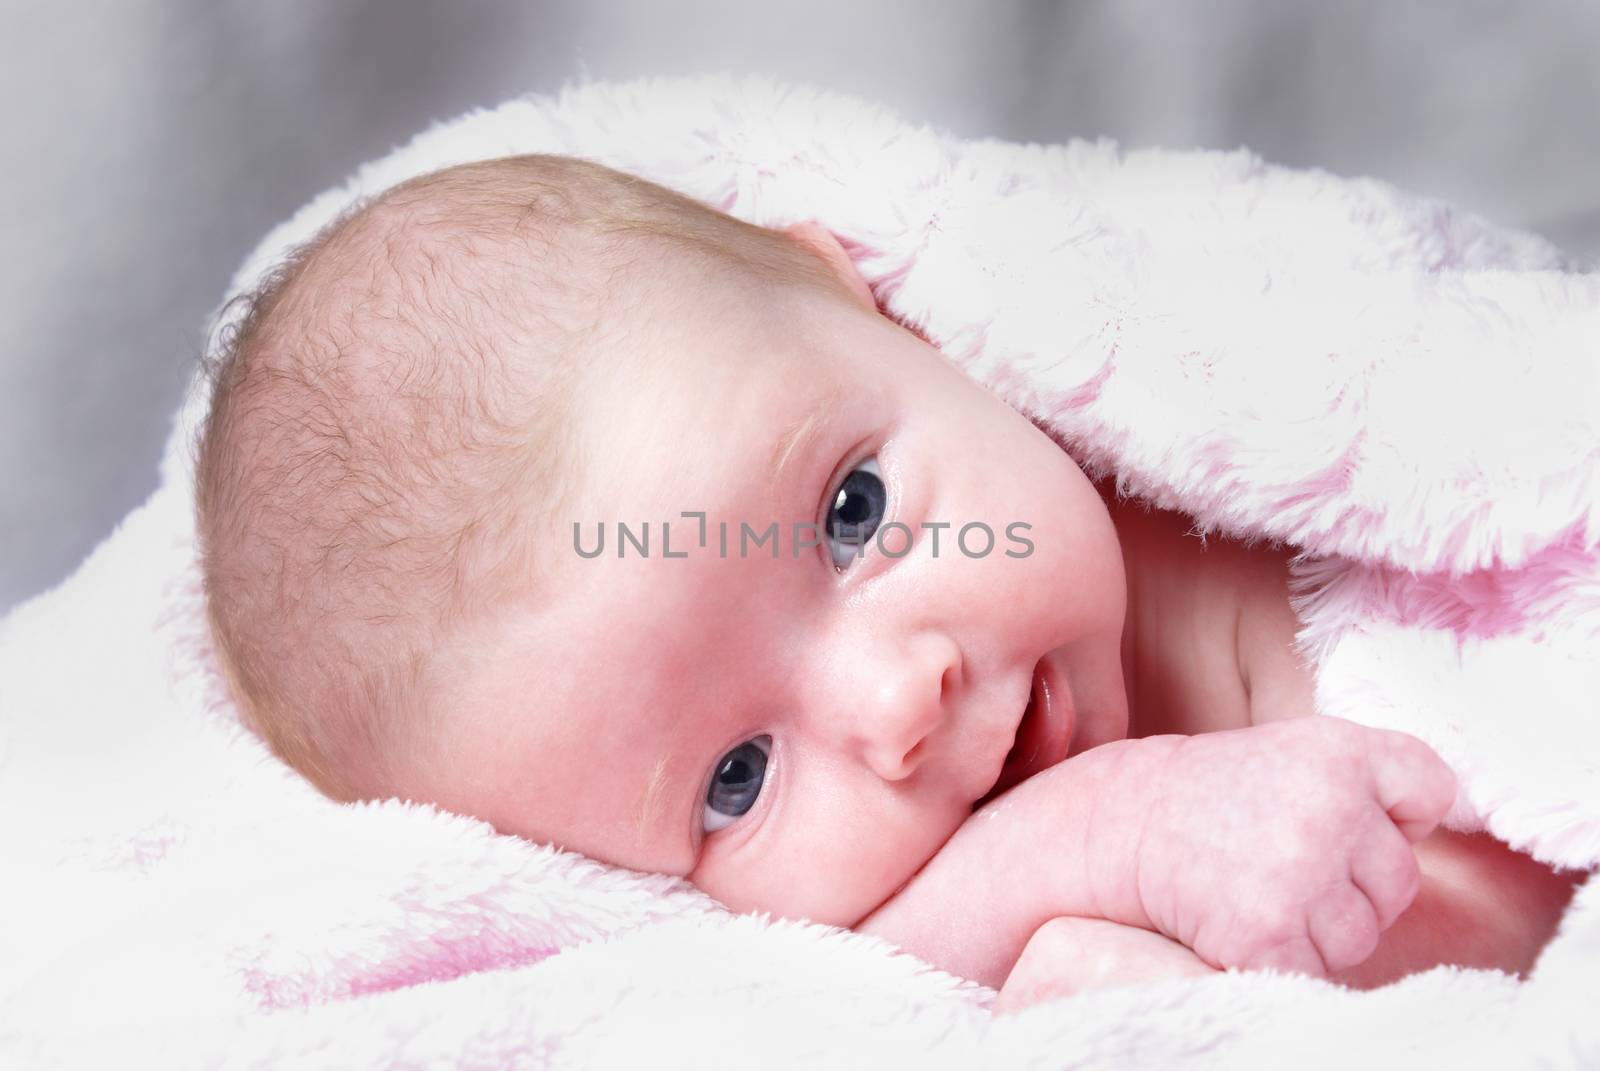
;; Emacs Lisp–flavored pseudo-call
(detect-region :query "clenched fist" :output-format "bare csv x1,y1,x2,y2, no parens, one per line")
1086,718,1457,976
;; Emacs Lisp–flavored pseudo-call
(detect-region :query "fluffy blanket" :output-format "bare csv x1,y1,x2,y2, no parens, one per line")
4,75,1597,1069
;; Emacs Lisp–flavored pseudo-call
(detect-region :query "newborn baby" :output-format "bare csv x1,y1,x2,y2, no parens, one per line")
196,155,1580,1008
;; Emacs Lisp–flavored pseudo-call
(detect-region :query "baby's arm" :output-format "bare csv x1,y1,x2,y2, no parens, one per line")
858,735,1178,988
857,718,1456,990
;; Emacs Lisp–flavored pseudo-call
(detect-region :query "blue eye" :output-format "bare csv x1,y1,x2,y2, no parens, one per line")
703,735,771,832
824,457,886,570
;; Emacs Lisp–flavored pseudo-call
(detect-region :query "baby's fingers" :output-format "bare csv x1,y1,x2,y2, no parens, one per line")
1365,728,1457,842
1306,883,1381,972
1349,821,1422,931
1243,932,1329,979
994,918,1217,1014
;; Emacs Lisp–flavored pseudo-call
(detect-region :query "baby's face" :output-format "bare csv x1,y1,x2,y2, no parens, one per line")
420,267,1131,928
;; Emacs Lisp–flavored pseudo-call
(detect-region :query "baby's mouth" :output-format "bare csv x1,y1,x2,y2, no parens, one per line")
975,654,1058,809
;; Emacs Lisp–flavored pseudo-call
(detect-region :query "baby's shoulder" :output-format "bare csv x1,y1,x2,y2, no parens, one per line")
1109,491,1320,734
1231,542,1319,727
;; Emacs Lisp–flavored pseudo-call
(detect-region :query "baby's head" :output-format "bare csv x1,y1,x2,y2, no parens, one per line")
197,155,1131,927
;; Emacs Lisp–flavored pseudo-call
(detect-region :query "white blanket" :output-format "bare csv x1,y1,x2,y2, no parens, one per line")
3,75,1597,1069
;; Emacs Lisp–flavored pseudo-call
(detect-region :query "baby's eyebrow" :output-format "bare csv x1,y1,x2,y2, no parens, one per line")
769,382,845,496
635,752,673,848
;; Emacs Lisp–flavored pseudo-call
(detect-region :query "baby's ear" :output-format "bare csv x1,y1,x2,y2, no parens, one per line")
783,221,877,312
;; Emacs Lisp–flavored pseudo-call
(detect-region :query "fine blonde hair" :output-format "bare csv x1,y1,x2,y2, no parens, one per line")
195,154,841,799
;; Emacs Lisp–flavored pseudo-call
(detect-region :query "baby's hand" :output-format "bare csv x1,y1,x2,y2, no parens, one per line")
1092,719,1456,977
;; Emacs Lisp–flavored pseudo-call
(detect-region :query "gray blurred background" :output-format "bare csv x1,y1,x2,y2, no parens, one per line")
3,0,1598,613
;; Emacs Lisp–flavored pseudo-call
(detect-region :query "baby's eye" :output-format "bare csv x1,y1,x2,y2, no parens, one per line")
703,735,772,833
824,456,886,570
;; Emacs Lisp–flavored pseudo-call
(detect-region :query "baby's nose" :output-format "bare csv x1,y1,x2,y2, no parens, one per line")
842,633,960,782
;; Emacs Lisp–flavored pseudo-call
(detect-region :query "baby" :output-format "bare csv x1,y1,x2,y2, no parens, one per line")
195,155,1581,1009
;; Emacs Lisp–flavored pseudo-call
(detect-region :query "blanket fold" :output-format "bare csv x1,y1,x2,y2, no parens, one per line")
4,75,1596,1068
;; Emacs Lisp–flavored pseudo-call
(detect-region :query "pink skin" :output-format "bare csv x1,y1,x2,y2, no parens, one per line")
404,224,1459,998
414,224,1131,930
855,717,1454,989
992,917,1214,1014
1071,719,1452,976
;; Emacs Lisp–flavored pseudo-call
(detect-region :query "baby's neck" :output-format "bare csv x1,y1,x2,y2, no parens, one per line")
1097,478,1269,739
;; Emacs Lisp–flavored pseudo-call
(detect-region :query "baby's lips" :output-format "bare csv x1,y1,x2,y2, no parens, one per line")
978,656,1061,804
